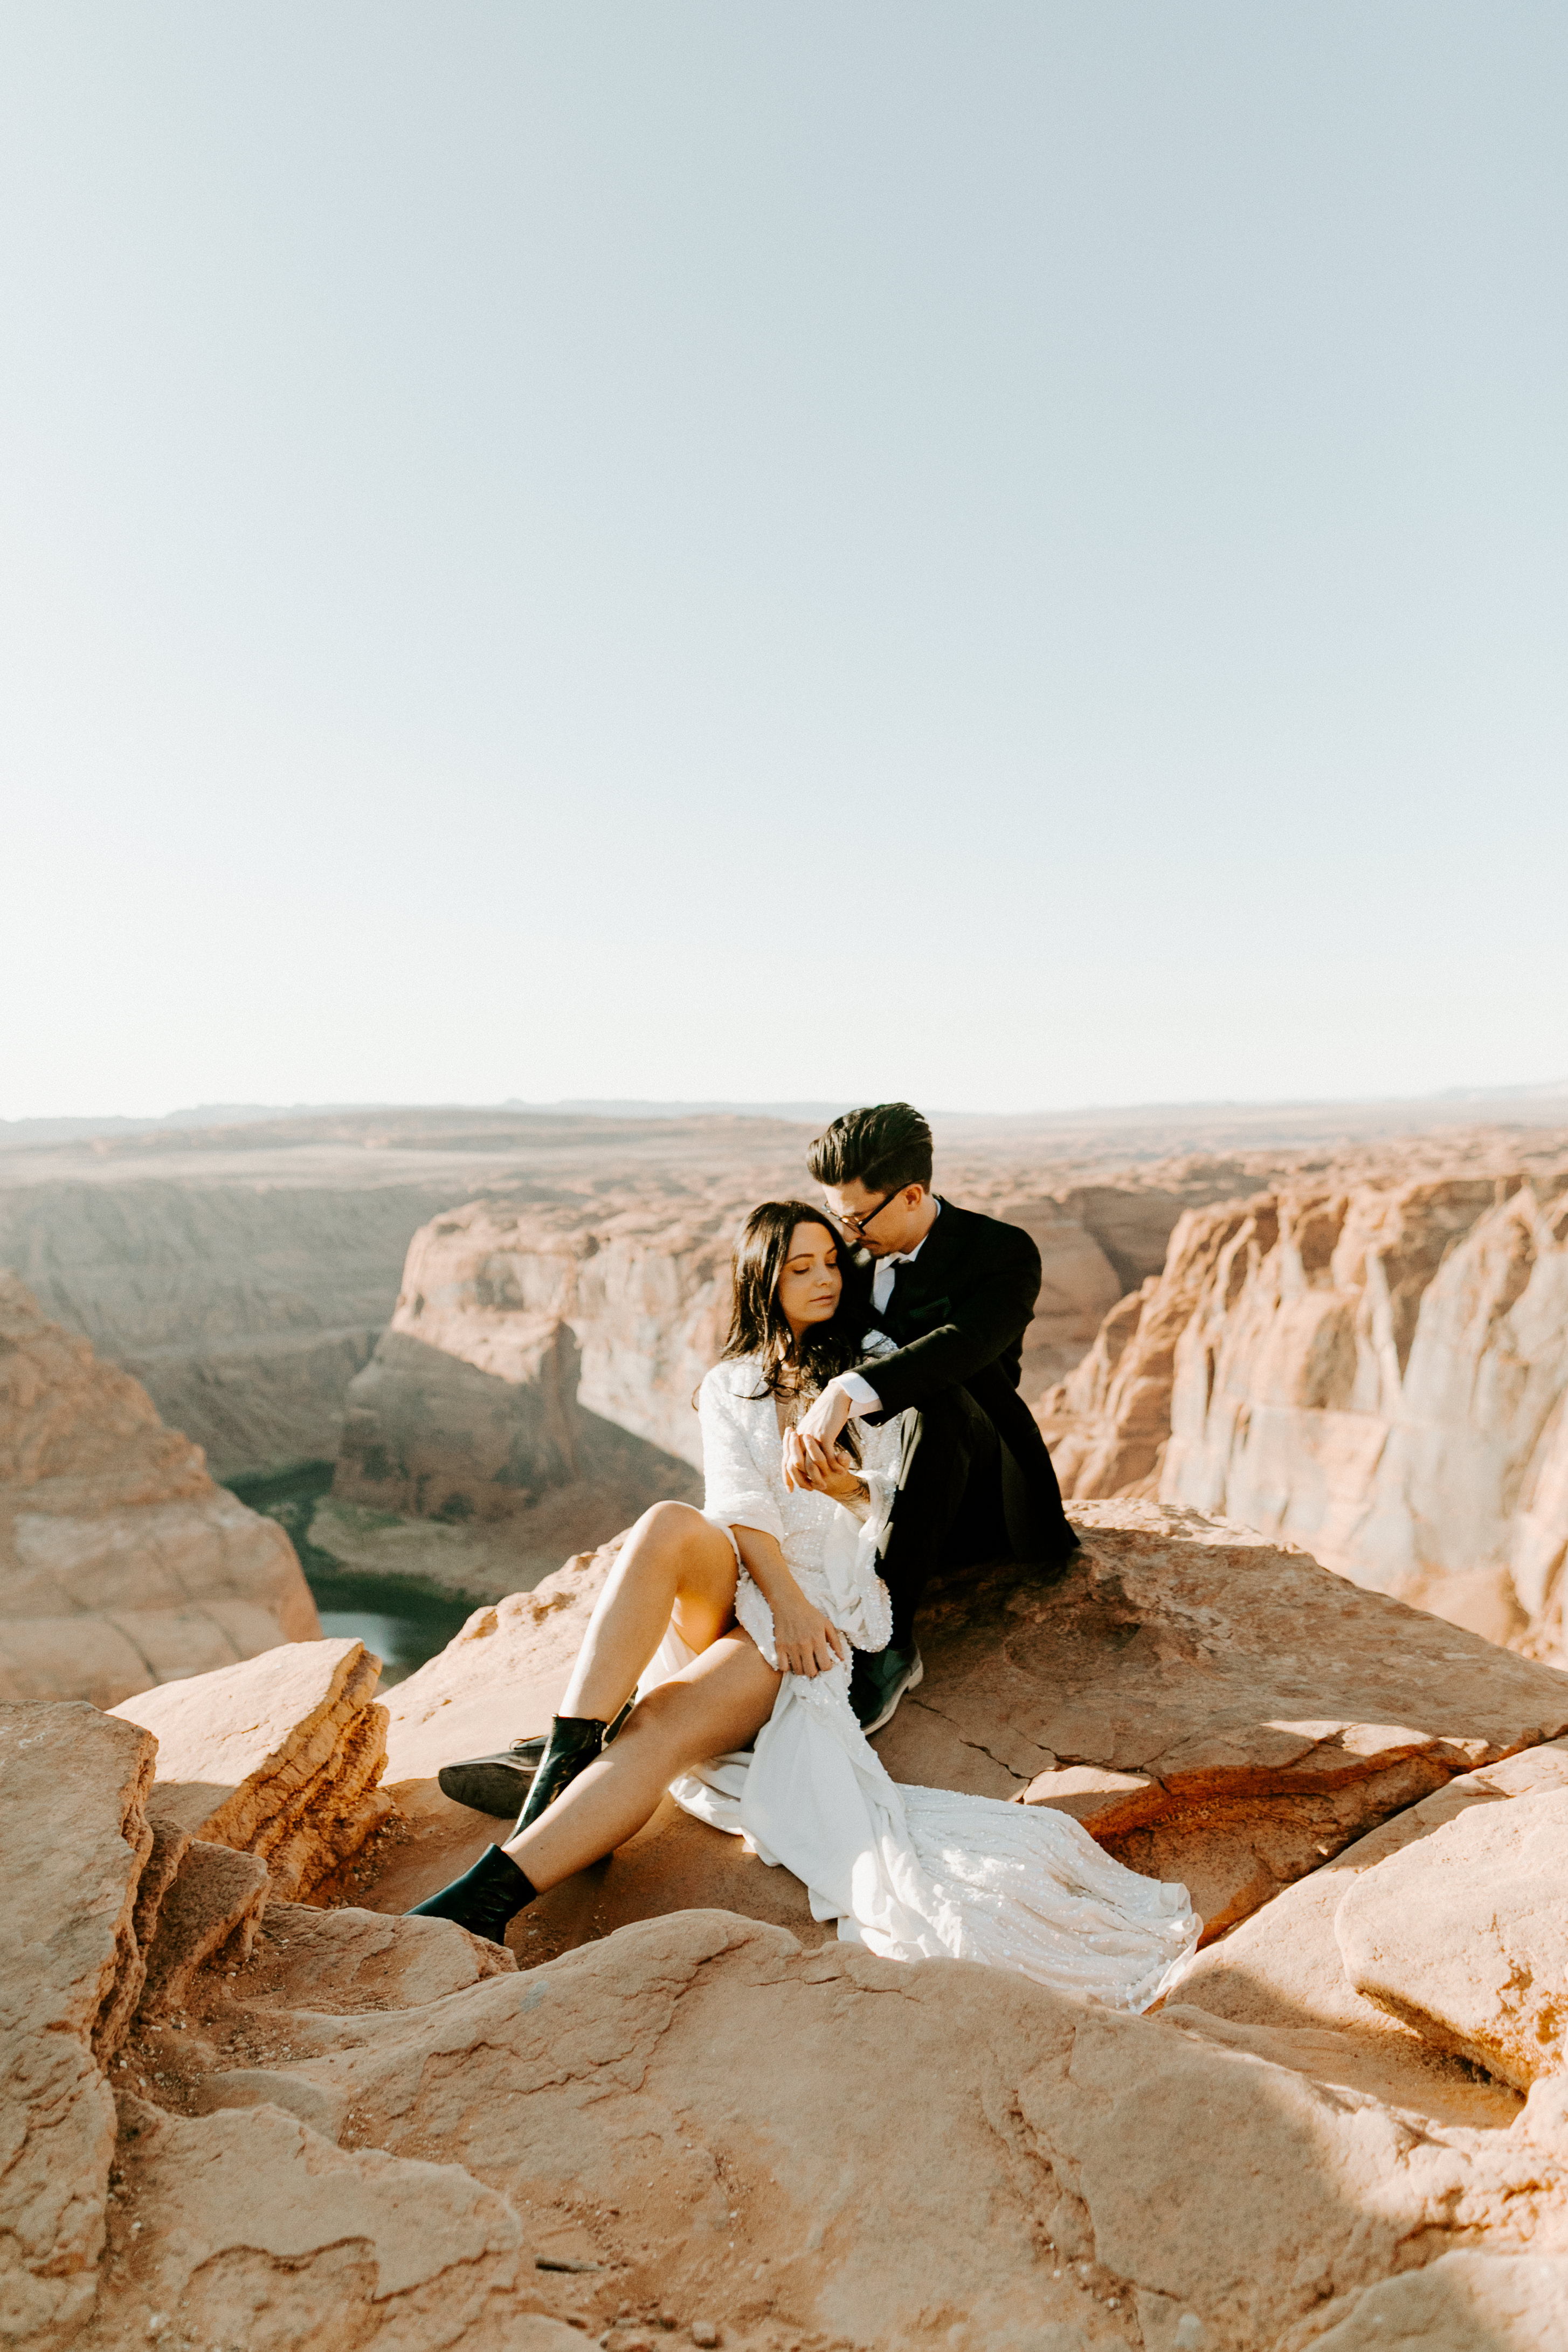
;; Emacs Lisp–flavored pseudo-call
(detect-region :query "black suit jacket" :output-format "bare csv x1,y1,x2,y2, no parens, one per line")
855,1197,1069,1542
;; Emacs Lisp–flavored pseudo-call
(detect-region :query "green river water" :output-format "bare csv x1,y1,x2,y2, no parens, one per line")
226,1463,475,1686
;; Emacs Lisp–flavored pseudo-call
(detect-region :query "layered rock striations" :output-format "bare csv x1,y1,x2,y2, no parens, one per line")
1040,1164,1568,1659
0,1274,319,1709
110,1637,392,1901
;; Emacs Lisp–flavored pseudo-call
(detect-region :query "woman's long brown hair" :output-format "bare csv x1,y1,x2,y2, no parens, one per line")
716,1201,868,1442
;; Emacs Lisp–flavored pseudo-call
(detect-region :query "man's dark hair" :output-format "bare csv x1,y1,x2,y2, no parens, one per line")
807,1101,934,1197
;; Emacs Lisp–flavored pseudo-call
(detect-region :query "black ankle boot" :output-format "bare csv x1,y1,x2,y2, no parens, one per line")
408,1843,536,1944
510,1712,611,1837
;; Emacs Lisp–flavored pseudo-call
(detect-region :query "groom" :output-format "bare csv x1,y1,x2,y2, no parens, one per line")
788,1100,1080,1733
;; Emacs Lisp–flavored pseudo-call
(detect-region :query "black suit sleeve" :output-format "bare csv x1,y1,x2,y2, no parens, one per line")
849,1228,1041,1415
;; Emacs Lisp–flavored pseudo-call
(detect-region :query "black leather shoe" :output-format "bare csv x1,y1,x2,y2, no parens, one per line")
437,1700,632,1818
438,1734,548,1818
408,1843,536,1944
849,1641,924,1735
510,1712,613,1837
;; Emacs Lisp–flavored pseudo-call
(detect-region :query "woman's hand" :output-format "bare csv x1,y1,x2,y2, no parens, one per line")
791,1434,868,1505
728,1526,848,1677
767,1582,849,1678
783,1382,853,1488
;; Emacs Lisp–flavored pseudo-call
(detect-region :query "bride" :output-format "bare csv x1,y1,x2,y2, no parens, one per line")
412,1201,1200,2008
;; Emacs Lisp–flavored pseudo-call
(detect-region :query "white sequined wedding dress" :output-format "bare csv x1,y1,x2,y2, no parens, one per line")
637,1351,1200,2012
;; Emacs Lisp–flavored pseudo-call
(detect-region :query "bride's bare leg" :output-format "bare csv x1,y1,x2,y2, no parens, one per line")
558,1501,741,1720
505,1632,780,1891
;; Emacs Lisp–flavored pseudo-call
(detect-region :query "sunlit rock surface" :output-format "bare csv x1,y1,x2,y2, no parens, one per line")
1040,1143,1568,1662
109,1637,391,1901
17,1489,1568,2349
0,1273,318,1708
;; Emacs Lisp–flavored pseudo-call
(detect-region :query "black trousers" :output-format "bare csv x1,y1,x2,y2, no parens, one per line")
874,1387,1063,1650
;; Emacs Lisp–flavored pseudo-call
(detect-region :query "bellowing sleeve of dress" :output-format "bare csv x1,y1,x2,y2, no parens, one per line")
698,1367,786,1545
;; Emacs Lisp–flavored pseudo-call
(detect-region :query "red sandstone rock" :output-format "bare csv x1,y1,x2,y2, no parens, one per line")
0,1274,319,1708
110,1639,391,1900
18,1498,1568,2349
1334,1785,1568,2089
1,1701,157,2350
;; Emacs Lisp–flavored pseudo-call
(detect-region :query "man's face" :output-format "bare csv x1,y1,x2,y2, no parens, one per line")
822,1178,932,1259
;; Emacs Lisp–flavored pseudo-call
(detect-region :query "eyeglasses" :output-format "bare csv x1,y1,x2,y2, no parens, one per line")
826,1190,899,1238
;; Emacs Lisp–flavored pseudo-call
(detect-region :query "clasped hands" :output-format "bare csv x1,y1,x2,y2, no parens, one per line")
782,1382,860,1499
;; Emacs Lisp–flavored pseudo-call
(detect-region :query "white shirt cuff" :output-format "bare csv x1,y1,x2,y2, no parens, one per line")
837,1371,882,1417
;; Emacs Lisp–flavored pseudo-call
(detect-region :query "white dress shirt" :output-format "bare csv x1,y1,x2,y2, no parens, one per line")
838,1203,941,1418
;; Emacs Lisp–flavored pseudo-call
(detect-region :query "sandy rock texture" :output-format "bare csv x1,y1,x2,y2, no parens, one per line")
1308,2253,1568,2351
1335,1784,1568,2089
1172,1739,1568,2115
1,1701,156,2351
110,1638,391,1900
67,1903,1568,2352
1040,1137,1568,1663
20,1486,1568,2350
0,1273,319,1708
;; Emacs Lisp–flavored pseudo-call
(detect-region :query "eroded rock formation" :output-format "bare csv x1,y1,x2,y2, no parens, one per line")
1,1701,157,2351
0,1109,820,1477
8,1100,1567,1496
0,1274,319,1708
14,1499,1568,2351
1040,1162,1568,1660
109,1637,392,1900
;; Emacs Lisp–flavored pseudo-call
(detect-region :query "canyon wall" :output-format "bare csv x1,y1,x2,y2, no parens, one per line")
0,1170,458,1478
0,1101,1362,1484
0,1272,320,1709
0,1109,817,1478
1040,1149,1568,1660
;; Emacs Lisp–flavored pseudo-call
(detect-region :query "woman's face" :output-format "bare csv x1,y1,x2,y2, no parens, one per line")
776,1220,844,1336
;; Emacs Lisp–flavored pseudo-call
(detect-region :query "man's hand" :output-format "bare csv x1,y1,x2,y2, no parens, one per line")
783,1380,853,1489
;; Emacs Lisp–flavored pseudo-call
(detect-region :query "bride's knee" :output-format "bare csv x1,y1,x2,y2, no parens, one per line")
628,1498,706,1556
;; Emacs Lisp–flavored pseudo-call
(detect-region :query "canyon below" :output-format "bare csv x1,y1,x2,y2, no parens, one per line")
7,1092,1568,2351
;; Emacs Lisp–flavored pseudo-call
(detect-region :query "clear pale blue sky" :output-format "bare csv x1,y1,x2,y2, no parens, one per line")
3,4,1564,1116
